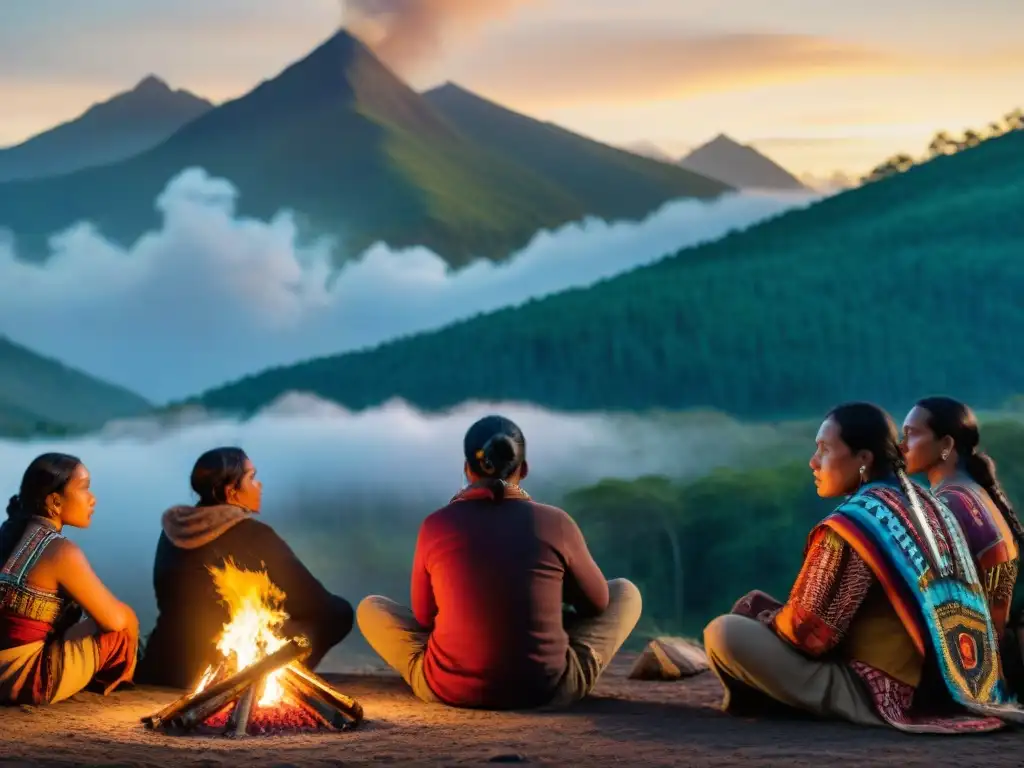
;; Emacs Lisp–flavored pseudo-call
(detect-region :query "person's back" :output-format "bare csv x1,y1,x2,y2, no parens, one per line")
415,496,607,708
357,414,642,710
137,448,354,689
938,478,1019,626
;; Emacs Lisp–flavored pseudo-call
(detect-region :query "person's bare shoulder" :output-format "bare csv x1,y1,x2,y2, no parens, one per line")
41,536,86,567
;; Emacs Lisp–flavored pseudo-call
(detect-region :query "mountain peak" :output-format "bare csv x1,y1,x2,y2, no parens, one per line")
299,28,373,71
680,134,807,191
132,74,171,94
0,73,212,183
430,81,468,96
707,133,743,148
235,28,385,109
204,27,456,142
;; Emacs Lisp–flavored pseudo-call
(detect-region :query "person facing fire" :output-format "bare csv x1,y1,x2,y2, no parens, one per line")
703,402,1024,733
0,453,137,705
136,447,354,689
356,414,642,710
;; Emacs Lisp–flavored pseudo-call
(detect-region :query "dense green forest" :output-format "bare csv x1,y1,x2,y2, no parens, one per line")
0,336,150,437
863,107,1023,184
191,126,1024,421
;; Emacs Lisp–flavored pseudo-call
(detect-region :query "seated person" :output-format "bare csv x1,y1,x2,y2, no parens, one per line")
136,447,353,688
357,415,642,710
902,397,1020,636
0,453,137,705
704,402,1024,733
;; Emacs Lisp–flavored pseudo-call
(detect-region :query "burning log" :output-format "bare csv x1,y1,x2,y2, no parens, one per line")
283,664,364,725
279,672,346,730
142,560,363,738
142,662,228,729
149,637,310,732
226,684,256,741
142,641,366,736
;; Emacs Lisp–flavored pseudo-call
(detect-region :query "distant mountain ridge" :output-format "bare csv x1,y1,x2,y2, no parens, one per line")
423,83,728,221
0,76,213,183
680,134,807,191
0,336,151,436
0,31,729,268
185,128,1024,420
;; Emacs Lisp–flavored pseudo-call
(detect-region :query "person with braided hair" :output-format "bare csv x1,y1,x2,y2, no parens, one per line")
704,402,1024,733
902,397,1024,695
902,397,1021,637
357,414,642,709
0,453,137,705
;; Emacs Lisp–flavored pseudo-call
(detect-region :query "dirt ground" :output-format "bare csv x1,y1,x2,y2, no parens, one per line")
1,656,1022,768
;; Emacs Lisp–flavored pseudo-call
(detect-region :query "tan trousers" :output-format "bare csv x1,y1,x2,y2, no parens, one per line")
0,627,118,705
357,578,643,708
703,613,883,727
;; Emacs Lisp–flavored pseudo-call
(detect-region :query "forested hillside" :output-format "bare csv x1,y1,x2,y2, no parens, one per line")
0,336,151,436
191,127,1024,420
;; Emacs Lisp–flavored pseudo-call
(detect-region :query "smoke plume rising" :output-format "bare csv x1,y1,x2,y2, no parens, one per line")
0,168,818,402
344,0,538,73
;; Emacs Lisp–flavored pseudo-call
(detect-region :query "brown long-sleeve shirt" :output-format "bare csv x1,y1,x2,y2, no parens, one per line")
411,497,608,709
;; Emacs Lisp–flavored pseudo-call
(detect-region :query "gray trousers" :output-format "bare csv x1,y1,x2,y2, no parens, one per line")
703,613,882,727
357,578,642,708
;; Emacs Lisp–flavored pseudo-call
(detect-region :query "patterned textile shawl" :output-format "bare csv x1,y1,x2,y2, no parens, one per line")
935,475,1019,637
823,481,1024,733
0,523,65,628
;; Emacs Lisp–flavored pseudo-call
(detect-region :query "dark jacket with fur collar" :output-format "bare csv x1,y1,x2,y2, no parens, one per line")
136,505,353,688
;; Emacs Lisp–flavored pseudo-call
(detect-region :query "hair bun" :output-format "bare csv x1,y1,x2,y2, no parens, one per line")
481,434,519,478
6,495,22,519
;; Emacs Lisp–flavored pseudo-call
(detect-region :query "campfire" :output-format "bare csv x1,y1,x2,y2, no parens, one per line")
142,560,363,737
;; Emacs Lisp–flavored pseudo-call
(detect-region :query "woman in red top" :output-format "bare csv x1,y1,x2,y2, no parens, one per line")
0,453,137,705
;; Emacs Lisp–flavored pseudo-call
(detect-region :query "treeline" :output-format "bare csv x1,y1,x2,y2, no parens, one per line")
863,107,1024,184
563,417,1024,635
0,402,73,440
193,126,1024,422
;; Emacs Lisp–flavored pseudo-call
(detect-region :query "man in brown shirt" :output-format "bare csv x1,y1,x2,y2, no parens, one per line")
357,415,642,709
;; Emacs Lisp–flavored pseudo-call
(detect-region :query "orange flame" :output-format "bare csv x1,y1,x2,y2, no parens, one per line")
192,559,290,708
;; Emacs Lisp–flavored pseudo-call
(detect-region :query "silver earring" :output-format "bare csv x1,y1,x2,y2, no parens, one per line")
941,450,949,461
859,466,867,482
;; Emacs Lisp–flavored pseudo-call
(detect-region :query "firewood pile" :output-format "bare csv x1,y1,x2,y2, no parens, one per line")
142,637,364,737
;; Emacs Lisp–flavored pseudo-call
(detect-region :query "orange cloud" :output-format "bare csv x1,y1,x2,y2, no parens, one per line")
454,29,917,106
965,44,1024,72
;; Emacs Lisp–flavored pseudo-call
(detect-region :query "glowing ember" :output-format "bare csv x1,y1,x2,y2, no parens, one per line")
201,697,323,735
193,559,290,709
141,558,363,737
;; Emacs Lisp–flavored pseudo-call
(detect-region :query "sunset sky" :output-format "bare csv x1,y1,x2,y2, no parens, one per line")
2,0,1022,178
